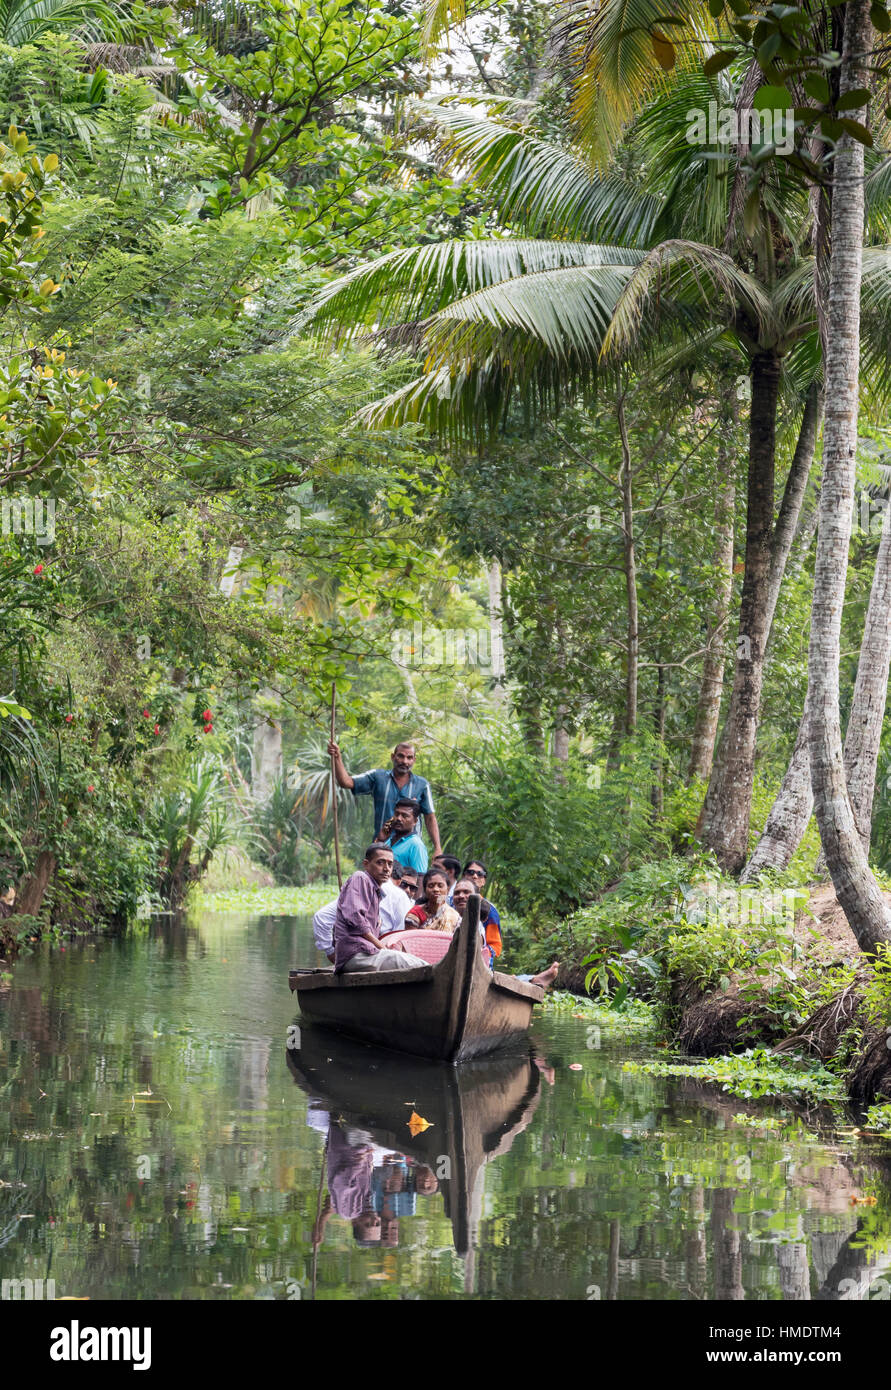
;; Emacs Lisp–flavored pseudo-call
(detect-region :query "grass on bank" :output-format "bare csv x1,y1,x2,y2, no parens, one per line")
195,882,339,915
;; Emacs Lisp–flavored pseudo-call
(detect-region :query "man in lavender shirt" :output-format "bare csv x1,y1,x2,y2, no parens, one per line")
334,845,427,974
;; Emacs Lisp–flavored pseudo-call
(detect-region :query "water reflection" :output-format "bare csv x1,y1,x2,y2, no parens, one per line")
2,911,891,1300
289,1026,540,1276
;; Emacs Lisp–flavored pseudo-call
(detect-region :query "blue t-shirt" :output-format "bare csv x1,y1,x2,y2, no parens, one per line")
386,832,428,874
350,767,435,834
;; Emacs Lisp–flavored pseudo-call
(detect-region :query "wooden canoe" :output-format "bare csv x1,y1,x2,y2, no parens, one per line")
288,893,544,1063
286,1025,542,1261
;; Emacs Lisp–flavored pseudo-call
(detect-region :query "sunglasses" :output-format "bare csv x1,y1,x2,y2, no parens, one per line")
399,879,419,893
465,868,486,878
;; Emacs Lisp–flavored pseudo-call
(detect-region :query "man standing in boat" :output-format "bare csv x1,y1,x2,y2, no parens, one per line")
327,739,442,856
333,844,427,974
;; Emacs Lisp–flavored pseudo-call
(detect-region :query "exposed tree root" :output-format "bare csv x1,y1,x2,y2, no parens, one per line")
677,991,782,1056
772,985,863,1062
848,1025,891,1105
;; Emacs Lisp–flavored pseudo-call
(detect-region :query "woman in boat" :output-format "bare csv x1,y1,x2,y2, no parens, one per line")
405,869,461,932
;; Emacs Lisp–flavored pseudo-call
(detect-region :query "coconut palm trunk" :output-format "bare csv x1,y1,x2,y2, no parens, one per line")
743,489,891,879
617,392,639,735
700,351,781,872
808,0,891,952
842,498,891,850
688,461,736,782
701,378,822,867
741,705,812,881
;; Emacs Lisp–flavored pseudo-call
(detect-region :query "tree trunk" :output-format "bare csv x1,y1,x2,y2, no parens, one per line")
842,499,891,853
517,696,545,755
701,351,781,872
743,494,891,879
788,484,821,579
777,1244,812,1301
487,559,506,698
741,705,812,882
808,0,891,953
16,850,57,917
711,1189,744,1301
251,693,283,802
689,461,736,782
651,662,666,815
605,705,624,772
618,394,638,735
764,382,823,634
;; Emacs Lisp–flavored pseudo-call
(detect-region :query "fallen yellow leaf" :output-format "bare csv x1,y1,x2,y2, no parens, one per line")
407,1111,432,1137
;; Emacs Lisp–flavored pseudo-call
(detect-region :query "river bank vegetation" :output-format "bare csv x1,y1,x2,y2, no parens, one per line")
2,0,891,1108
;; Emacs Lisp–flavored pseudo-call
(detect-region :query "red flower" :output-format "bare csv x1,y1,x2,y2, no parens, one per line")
153,724,160,735
64,714,73,723
203,724,212,734
142,709,150,718
202,709,212,721
33,564,44,575
87,784,94,793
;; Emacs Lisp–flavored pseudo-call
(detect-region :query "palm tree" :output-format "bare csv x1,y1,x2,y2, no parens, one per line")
807,0,891,952
0,0,126,45
304,80,891,871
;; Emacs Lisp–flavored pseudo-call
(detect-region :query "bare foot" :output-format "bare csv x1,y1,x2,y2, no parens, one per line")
530,960,559,990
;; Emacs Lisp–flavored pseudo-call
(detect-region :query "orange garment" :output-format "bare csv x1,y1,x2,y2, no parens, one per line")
484,918,503,957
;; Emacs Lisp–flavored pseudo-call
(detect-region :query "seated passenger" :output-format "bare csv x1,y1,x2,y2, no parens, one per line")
432,853,461,893
452,877,559,989
461,859,503,952
453,877,502,960
405,869,461,932
394,865,420,903
333,846,428,973
313,863,412,962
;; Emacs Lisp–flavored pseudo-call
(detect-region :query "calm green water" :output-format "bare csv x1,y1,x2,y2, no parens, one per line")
2,911,891,1301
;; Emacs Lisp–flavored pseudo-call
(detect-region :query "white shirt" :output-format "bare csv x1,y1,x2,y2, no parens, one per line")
312,878,412,955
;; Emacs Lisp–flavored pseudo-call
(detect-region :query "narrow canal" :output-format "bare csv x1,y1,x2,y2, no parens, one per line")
1,910,890,1300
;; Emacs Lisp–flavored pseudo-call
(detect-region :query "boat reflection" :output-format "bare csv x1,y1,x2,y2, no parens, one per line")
287,1025,541,1271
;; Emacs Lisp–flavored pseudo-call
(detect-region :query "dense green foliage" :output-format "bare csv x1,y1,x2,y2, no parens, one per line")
0,0,890,1019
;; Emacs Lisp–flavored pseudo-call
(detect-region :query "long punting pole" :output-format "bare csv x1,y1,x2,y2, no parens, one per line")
330,683,343,890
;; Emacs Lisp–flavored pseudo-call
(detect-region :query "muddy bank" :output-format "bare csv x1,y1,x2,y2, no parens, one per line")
666,882,891,1104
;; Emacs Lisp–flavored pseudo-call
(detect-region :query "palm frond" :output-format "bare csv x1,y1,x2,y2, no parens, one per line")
771,259,818,341
419,0,467,54
302,239,644,344
866,157,891,239
603,239,776,356
0,0,128,44
554,0,717,161
423,260,640,363
860,246,891,404
414,98,661,245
